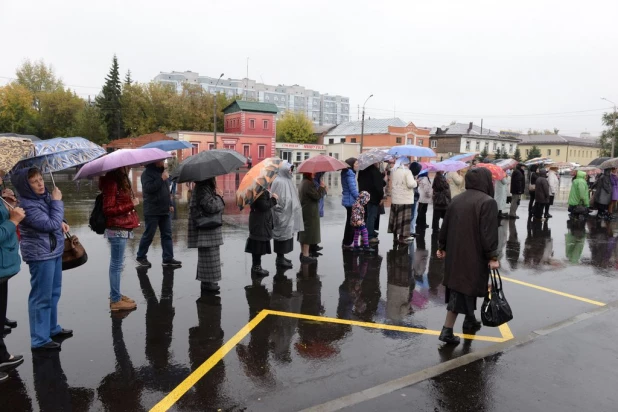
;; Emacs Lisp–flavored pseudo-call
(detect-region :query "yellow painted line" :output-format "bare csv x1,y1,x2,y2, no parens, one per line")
499,322,514,341
266,310,507,343
501,276,606,307
150,310,269,412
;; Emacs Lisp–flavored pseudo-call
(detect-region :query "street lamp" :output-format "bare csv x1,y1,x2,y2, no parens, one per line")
213,73,224,149
359,94,373,153
602,98,617,157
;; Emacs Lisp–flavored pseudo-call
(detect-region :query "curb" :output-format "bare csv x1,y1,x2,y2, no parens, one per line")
300,300,617,412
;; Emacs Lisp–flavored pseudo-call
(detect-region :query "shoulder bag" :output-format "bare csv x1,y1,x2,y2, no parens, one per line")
62,232,88,271
194,190,223,229
481,269,513,327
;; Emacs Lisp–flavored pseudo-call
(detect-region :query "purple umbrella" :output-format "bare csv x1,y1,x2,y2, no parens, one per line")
73,148,171,180
427,160,468,173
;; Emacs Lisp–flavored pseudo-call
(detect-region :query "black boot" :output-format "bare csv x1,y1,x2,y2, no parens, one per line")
462,315,482,331
275,256,293,268
438,327,461,345
251,266,270,277
201,282,220,293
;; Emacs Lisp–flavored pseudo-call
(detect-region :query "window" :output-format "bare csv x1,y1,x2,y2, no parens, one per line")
547,149,551,156
265,96,270,101
509,144,513,153
407,138,412,144
304,152,310,160
493,142,497,151
396,137,402,144
418,139,423,146
263,120,268,129
243,145,250,158
208,143,214,151
351,138,357,143
258,145,265,159
475,141,480,151
328,138,334,144
556,149,560,156
296,151,301,162
501,143,506,151
484,142,489,151
431,140,437,149
250,119,255,129
526,149,529,155
334,153,339,159
465,140,471,151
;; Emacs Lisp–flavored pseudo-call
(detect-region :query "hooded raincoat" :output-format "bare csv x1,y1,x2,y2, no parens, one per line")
438,168,499,298
494,177,509,213
271,162,304,241
594,169,612,206
568,171,590,207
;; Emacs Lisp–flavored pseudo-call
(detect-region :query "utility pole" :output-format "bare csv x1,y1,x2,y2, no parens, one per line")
359,94,373,153
213,73,224,149
245,57,249,101
602,98,617,157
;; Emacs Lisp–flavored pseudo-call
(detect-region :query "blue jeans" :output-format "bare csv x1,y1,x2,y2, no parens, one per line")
410,201,418,234
366,203,379,239
137,215,174,262
108,237,127,303
28,256,63,348
170,181,177,195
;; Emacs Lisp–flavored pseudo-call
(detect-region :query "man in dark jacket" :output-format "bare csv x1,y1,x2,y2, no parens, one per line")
509,163,525,219
136,162,181,268
533,170,550,219
358,163,385,243
437,168,500,344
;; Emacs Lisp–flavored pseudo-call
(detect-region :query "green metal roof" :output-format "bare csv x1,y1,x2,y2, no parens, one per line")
223,100,279,114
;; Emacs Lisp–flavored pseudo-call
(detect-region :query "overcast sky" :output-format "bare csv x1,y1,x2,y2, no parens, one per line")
1,0,617,136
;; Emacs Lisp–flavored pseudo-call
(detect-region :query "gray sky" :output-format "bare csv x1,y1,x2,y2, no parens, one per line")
2,0,617,136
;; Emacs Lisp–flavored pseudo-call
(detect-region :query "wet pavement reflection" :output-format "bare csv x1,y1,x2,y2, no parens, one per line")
1,170,618,411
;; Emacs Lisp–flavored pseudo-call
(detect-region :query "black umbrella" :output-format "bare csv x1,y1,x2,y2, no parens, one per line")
172,149,246,183
589,157,610,166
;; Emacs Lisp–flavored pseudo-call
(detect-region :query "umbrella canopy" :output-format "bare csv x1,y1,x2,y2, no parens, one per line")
448,152,477,162
588,157,610,166
0,133,40,141
13,137,106,174
357,148,389,170
495,158,518,170
297,154,348,174
524,157,552,166
598,157,618,169
574,166,601,176
171,149,246,183
427,160,468,173
140,140,193,151
73,148,171,180
476,163,507,180
0,136,35,175
387,145,436,158
236,157,282,209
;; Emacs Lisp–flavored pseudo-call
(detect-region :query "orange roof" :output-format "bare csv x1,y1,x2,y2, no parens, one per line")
105,132,174,149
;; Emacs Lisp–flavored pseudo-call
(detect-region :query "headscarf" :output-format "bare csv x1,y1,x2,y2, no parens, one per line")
409,162,422,177
357,191,370,206
271,162,304,238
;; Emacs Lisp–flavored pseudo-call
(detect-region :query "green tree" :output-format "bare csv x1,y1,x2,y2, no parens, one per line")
71,104,108,144
276,112,315,143
494,147,501,159
526,145,542,160
96,55,123,140
0,83,38,134
599,111,618,157
513,148,522,162
124,70,133,86
15,59,63,113
501,150,510,159
38,88,84,138
479,147,489,159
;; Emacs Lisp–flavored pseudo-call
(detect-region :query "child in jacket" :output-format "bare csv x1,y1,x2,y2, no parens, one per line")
351,191,374,252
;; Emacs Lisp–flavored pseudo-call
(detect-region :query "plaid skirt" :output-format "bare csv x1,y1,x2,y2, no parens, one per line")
388,204,412,237
196,246,222,283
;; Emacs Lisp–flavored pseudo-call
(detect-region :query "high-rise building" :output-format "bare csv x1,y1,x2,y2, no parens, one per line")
153,71,349,125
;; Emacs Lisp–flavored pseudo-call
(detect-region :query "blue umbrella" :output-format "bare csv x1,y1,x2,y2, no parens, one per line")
141,140,193,151
387,145,436,158
448,152,477,162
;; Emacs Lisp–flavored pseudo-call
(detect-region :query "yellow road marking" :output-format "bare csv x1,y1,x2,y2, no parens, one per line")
150,310,269,412
499,322,514,340
501,276,606,307
266,310,508,343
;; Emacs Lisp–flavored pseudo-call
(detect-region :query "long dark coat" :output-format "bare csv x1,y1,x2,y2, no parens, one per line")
594,170,613,206
535,172,551,204
510,167,525,195
249,191,277,241
298,176,326,245
187,183,225,249
438,168,499,297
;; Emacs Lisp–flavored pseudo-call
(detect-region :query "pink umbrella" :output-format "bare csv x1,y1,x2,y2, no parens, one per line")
73,148,171,179
297,154,348,173
427,160,468,173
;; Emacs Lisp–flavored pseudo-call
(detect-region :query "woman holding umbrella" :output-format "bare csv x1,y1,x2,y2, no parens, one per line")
298,173,327,263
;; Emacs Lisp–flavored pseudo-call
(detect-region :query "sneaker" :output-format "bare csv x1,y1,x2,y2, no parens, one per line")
300,254,317,264
162,259,182,267
438,327,460,345
136,258,152,268
31,341,61,351
0,355,24,371
251,265,270,277
110,299,137,312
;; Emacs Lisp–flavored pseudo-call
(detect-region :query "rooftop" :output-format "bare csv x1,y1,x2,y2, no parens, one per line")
431,122,500,136
223,100,279,114
518,134,601,147
326,118,407,136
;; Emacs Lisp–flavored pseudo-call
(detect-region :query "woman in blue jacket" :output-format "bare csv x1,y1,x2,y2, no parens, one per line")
11,168,72,351
341,158,359,249
0,173,27,381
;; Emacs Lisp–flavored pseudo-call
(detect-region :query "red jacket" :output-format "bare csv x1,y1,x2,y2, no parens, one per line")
100,175,139,230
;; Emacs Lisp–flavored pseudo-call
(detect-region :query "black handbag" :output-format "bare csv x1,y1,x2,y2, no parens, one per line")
62,232,88,271
195,212,222,229
481,269,513,327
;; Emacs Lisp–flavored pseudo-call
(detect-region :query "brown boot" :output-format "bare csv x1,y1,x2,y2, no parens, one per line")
108,296,136,304
110,299,137,312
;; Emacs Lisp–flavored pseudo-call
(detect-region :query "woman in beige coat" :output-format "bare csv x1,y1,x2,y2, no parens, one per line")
447,170,466,198
388,158,417,244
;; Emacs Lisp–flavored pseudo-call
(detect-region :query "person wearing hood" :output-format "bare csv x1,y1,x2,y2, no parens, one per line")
508,163,525,219
340,158,359,249
388,157,417,244
358,163,385,244
437,168,499,345
568,170,590,218
416,170,432,232
271,162,303,269
593,168,613,220
11,168,72,351
351,191,374,252
136,161,181,268
533,170,550,219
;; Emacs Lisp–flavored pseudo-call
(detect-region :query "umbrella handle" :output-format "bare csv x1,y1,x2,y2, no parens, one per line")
0,196,14,210
49,171,56,187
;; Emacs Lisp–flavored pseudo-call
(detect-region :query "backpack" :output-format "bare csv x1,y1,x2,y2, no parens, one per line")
89,193,107,235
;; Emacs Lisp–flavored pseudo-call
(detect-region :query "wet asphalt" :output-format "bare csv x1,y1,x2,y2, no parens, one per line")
1,171,617,411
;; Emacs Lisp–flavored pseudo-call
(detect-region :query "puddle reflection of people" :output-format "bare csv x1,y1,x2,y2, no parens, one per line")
587,220,616,270
97,312,144,411
524,219,556,267
0,370,32,410
386,245,413,322
506,219,521,271
427,233,445,302
565,219,587,264
270,270,303,363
